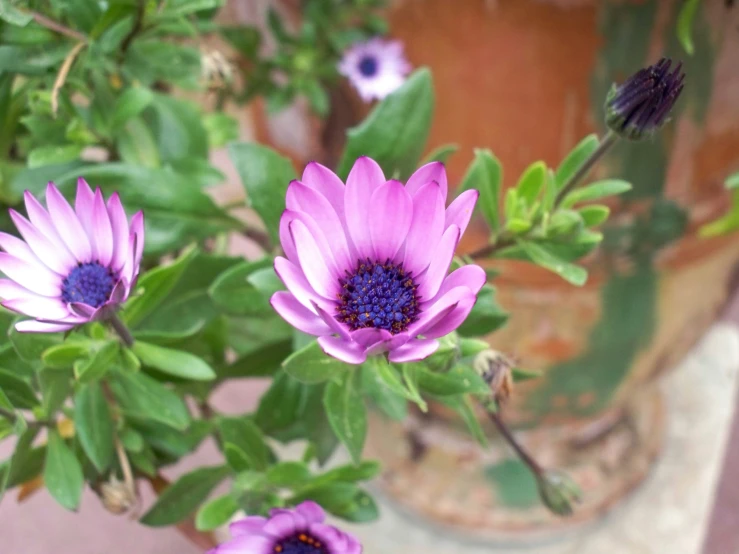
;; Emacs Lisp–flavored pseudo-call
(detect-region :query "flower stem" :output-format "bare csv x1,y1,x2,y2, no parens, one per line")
108,313,135,347
29,11,87,42
483,405,543,476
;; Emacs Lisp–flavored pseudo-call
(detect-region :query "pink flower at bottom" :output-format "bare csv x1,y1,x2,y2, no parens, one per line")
270,157,485,365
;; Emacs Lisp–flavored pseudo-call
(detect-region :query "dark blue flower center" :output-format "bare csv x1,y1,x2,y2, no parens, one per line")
336,259,419,334
358,55,378,77
61,262,115,308
275,532,327,554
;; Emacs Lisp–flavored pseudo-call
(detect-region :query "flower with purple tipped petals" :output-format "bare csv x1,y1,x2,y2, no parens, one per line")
605,57,685,141
270,157,486,365
208,501,362,554
0,179,144,333
338,38,411,102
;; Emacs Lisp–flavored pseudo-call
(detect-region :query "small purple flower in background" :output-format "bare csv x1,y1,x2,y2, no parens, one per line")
270,156,485,365
0,179,144,333
338,38,411,102
209,501,361,554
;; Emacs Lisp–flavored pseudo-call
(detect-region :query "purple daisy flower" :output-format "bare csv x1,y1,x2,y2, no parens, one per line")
270,157,485,365
0,179,144,333
209,501,361,554
338,38,411,102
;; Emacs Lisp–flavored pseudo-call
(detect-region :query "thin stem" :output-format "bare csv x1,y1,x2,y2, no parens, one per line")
467,234,515,260
51,42,86,117
0,406,56,429
108,313,135,347
484,406,543,476
553,130,618,209
119,0,146,57
243,226,273,253
29,11,87,42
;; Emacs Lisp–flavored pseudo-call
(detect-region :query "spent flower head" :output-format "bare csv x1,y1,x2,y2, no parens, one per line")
271,157,485,365
537,469,582,517
208,501,361,554
0,179,144,333
605,57,685,141
338,38,411,102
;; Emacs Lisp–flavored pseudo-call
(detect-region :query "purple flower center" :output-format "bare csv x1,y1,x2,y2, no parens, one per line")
61,262,115,308
358,55,378,77
275,532,327,554
336,259,419,334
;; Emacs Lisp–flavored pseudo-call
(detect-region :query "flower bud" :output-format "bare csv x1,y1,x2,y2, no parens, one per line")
473,349,514,402
605,57,685,141
201,50,234,89
537,469,582,517
98,476,137,515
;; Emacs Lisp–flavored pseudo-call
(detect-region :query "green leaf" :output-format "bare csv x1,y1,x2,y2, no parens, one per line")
677,0,700,56
0,369,38,409
266,461,311,487
208,258,274,316
74,340,119,384
366,356,425,410
417,364,490,396
44,430,84,511
136,419,212,458
282,341,347,385
725,172,739,190
512,367,542,382
361,363,407,421
28,145,82,168
195,493,238,531
518,241,588,286
422,143,458,165
229,142,296,243
516,161,547,206
255,371,303,434
220,26,261,59
579,205,610,227
0,1,33,26
547,209,583,236
74,382,114,472
561,179,632,208
337,68,434,180
340,489,379,523
217,338,292,379
434,394,487,446
324,371,366,464
0,44,72,75
217,417,269,471
111,87,155,130
312,460,381,486
300,383,339,466
457,285,509,337
143,94,208,164
42,342,93,369
140,465,231,526
121,427,144,453
8,323,60,361
555,134,599,188
125,41,202,90
117,118,161,168
39,370,71,417
165,0,225,16
132,341,215,381
460,149,502,231
304,80,329,117
203,113,238,148
109,371,190,430
223,442,250,472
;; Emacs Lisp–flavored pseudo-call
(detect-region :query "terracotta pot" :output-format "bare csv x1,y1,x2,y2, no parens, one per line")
228,0,739,538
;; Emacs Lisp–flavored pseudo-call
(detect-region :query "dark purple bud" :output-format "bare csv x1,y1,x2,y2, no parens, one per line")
605,58,685,141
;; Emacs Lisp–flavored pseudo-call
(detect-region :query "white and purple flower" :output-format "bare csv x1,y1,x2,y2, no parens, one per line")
270,156,485,365
209,501,361,554
0,179,144,333
338,38,411,102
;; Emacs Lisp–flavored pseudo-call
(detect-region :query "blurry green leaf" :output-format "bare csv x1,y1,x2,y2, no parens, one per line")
165,0,225,15
459,337,490,358
457,285,509,337
547,209,583,236
223,442,250,472
143,94,208,163
117,118,161,168
283,341,347,385
417,364,489,396
217,417,269,471
203,113,238,148
340,489,379,523
44,430,84,511
255,371,303,434
725,172,739,190
579,204,610,227
195,493,238,531
132,341,215,381
208,258,273,316
0,2,33,26
516,161,546,206
337,68,434,180
504,188,519,220
312,460,380,487
229,142,296,243
0,428,44,497
460,149,501,231
505,218,532,234
677,0,700,56
74,382,114,472
217,338,292,379
125,41,201,89
423,144,458,165
361,362,407,421
324,370,366,464
266,461,311,487
220,26,261,59
485,459,539,509
434,394,487,446
300,383,339,466
39,370,71,417
555,134,599,188
561,179,632,208
135,419,212,458
111,87,155,130
28,145,82,168
140,465,231,526
0,369,38,409
518,241,587,286
512,367,543,382
0,44,72,75
110,371,190,430
121,427,144,453
74,341,119,384
304,80,329,117
365,356,424,409
58,0,101,32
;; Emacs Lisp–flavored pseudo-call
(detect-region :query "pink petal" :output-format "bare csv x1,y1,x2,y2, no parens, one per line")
313,303,350,339
229,516,268,537
388,338,439,363
263,513,297,538
369,180,412,260
317,335,367,365
416,225,460,301
74,178,95,238
344,157,384,259
23,191,74,260
445,190,479,236
295,501,326,524
405,161,448,200
350,327,392,348
129,211,144,269
279,210,340,274
422,294,476,339
425,265,486,305
213,534,272,554
107,193,130,272
400,181,445,275
68,302,96,318
286,182,352,270
0,253,60,297
274,257,334,310
45,182,92,263
2,296,68,319
90,188,114,267
109,279,128,304
0,279,38,301
290,220,339,299
301,162,346,219
9,210,72,275
0,232,44,267
409,286,469,336
14,320,75,333
271,292,331,336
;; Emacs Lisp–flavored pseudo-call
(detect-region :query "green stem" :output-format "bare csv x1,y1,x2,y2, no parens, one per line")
108,313,135,347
